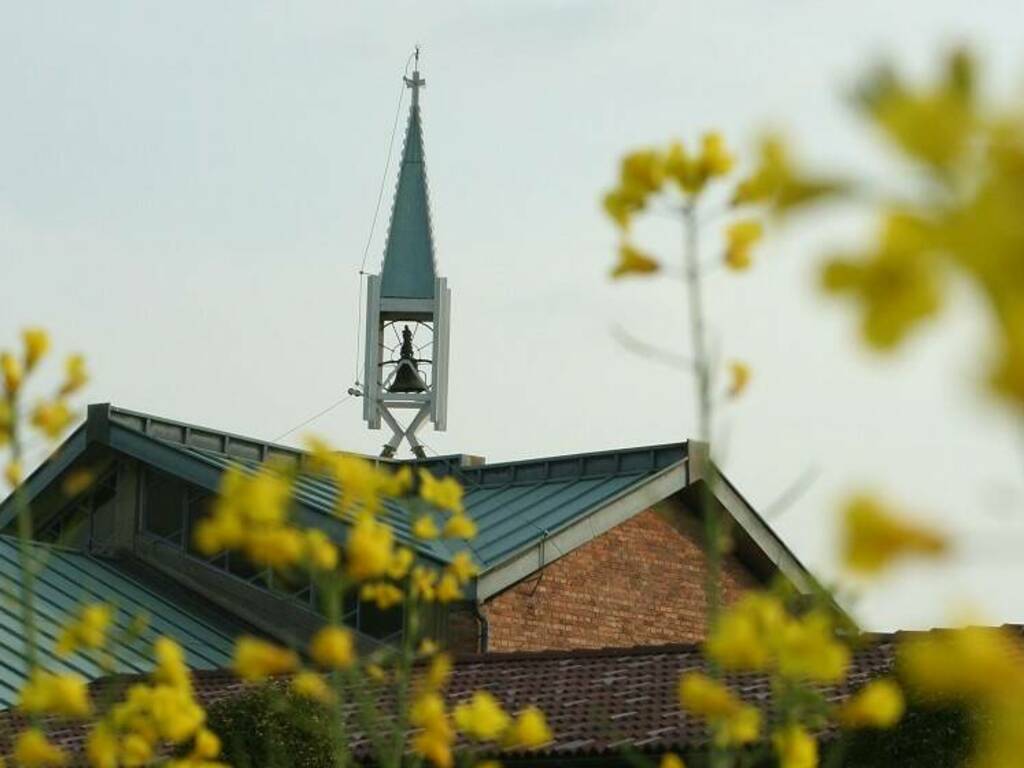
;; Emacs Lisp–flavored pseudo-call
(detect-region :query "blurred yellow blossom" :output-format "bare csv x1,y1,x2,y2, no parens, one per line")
705,592,784,671
18,669,92,718
387,546,415,579
775,610,850,683
899,625,1024,702
361,582,404,609
4,461,21,488
346,513,395,580
772,724,818,768
411,691,455,768
56,602,113,657
2,352,22,395
22,328,49,372
699,132,735,177
424,653,453,691
443,513,477,540
419,469,464,515
734,135,841,211
30,400,74,439
411,566,438,602
154,636,191,689
233,636,299,681
726,360,751,399
660,754,686,768
504,706,553,748
448,551,478,584
836,679,905,728
310,625,356,670
678,674,761,746
14,728,68,767
611,243,659,279
303,528,339,571
292,670,333,703
413,514,440,540
724,219,763,271
842,494,947,574
436,572,462,603
454,691,510,741
59,354,88,397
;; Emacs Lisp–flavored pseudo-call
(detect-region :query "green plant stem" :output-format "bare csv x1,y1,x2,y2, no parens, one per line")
11,393,40,673
388,593,420,768
682,204,721,628
323,581,353,768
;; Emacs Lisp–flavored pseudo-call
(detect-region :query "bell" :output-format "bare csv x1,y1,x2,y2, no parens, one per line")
388,326,427,393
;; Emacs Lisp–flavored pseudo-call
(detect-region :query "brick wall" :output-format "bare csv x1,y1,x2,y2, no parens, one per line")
478,505,756,652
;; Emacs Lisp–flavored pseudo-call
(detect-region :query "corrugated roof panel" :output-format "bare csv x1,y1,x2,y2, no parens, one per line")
0,536,239,708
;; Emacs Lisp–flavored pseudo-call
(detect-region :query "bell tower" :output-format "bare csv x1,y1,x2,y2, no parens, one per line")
363,50,451,459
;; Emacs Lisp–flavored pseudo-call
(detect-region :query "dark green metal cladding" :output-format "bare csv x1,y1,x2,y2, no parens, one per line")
0,536,239,707
380,103,437,300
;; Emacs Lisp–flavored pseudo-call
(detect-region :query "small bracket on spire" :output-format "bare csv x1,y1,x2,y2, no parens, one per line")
404,46,426,106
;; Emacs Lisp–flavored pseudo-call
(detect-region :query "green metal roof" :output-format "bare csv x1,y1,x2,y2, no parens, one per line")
0,536,239,707
379,98,437,300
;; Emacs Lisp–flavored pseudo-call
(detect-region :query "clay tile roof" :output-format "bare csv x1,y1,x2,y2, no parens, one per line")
0,638,901,764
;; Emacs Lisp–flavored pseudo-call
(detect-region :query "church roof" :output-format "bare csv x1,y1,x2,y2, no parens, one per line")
379,68,437,300
0,536,240,707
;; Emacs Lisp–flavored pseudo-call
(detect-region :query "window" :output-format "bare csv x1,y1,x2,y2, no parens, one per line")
36,468,118,550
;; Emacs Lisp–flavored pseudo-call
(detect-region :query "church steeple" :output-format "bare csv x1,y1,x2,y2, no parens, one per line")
362,50,451,458
380,51,437,300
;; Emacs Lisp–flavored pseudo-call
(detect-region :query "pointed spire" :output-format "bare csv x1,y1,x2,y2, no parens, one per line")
380,49,437,300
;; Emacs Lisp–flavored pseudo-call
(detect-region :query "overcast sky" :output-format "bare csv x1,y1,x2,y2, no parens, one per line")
4,0,1024,631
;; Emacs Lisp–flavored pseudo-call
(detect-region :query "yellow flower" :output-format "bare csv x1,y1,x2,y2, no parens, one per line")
443,514,477,540
331,453,408,515
85,724,118,768
411,692,455,768
419,638,440,656
424,653,453,691
726,360,751,399
244,526,304,569
419,469,465,515
303,528,339,571
233,636,299,681
724,219,763,271
821,212,942,350
310,626,356,670
665,141,702,194
837,679,905,728
898,626,1024,702
602,185,646,230
717,705,761,747
346,513,395,581
59,354,88,397
14,728,68,767
448,551,478,584
679,673,741,718
436,572,462,603
621,149,666,195
773,724,818,768
292,670,333,703
660,754,686,768
56,602,113,657
775,610,850,683
841,494,947,574
454,691,511,741
611,243,659,279
189,728,221,760
413,514,440,540
23,328,50,372
705,592,784,671
18,669,92,717
361,582,405,609
2,352,23,395
4,461,22,488
411,566,437,601
30,400,75,440
388,546,415,579
504,706,553,748
699,132,735,177
0,399,11,446
153,636,190,689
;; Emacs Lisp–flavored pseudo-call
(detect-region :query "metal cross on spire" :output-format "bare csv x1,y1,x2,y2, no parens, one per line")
404,46,426,106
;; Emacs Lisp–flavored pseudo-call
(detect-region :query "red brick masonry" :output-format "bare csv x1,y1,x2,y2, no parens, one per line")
481,506,756,652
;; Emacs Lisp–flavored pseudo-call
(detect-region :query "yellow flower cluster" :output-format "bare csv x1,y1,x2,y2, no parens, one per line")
18,668,92,718
85,637,223,768
56,602,113,657
418,469,476,539
705,593,849,683
836,679,905,728
772,724,817,768
14,728,69,767
899,625,1024,768
232,636,299,682
677,673,761,747
724,219,763,272
841,494,947,574
733,135,840,212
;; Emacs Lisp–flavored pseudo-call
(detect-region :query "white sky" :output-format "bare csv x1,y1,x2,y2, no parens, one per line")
4,0,1024,631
